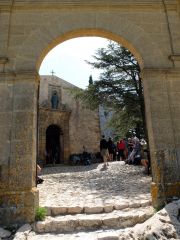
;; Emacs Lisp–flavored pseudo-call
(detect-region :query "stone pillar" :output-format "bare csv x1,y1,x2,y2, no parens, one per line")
0,71,39,226
142,68,180,209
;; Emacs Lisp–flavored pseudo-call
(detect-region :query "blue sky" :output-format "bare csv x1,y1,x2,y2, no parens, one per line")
39,37,109,89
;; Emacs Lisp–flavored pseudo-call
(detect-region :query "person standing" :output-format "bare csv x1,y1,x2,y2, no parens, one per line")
107,137,116,161
127,137,141,164
117,138,126,161
100,135,109,168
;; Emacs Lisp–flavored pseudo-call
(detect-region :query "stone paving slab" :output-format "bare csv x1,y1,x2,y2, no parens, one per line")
27,229,124,240
38,161,151,209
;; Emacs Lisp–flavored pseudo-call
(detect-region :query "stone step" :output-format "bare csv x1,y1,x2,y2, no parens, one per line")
44,199,151,216
33,206,154,234
27,229,125,240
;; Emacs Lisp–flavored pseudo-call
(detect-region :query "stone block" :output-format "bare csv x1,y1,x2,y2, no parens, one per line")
8,173,35,190
55,218,77,232
84,206,104,214
13,111,34,126
51,219,64,233
0,84,12,97
44,207,51,216
0,142,10,160
120,219,134,228
104,205,113,213
78,217,102,228
14,82,36,97
0,164,9,189
140,200,151,207
51,207,67,216
14,96,35,111
0,227,11,239
138,212,147,222
12,125,34,140
97,232,119,240
102,215,119,227
43,219,53,233
0,96,13,111
0,188,39,226
129,201,141,208
11,140,34,157
67,206,83,214
34,221,46,233
114,202,129,210
0,112,12,125
13,224,32,240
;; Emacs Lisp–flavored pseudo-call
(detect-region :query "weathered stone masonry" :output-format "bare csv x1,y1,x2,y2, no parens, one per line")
0,0,180,225
38,75,101,164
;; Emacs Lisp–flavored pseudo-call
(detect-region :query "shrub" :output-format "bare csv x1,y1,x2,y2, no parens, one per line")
35,207,47,221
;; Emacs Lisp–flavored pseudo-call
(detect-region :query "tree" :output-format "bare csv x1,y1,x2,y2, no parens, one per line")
71,41,147,138
89,75,93,85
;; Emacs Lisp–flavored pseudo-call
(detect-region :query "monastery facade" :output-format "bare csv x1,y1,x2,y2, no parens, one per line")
38,75,101,164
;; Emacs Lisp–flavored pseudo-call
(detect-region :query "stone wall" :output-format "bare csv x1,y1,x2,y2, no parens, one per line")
142,69,180,207
0,72,39,226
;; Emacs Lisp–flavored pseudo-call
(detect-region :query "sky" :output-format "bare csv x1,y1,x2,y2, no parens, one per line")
39,37,109,89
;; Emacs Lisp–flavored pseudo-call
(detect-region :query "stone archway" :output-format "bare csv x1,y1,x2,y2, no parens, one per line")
38,108,71,166
0,1,180,225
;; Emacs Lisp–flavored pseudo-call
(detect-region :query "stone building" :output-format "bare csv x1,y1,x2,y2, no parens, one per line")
38,75,101,164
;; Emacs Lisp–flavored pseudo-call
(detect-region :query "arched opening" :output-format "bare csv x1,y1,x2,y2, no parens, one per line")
37,35,152,217
36,29,144,72
37,30,145,148
39,35,146,142
45,125,63,165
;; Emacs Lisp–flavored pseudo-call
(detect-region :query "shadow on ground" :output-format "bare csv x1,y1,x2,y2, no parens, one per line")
42,163,100,174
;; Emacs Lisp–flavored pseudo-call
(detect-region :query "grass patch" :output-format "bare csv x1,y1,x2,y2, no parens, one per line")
35,207,47,221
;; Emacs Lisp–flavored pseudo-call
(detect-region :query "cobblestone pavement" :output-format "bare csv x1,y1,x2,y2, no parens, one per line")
38,161,152,208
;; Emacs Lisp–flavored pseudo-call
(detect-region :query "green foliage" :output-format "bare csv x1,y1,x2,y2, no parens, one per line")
107,108,143,138
69,85,100,110
35,207,47,221
71,40,146,138
89,75,93,85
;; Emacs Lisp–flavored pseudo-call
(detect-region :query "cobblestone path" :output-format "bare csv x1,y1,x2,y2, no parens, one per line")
38,161,152,208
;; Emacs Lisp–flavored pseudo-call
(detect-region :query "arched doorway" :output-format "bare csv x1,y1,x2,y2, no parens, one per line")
46,125,63,165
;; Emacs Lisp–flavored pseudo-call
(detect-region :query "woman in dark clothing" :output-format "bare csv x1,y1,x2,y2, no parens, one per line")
107,137,116,161
100,135,109,167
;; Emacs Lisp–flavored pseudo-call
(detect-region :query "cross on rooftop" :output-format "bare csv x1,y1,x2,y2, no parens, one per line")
51,70,55,76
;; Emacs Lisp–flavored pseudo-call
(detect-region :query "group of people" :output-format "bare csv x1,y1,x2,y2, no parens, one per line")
100,135,150,174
